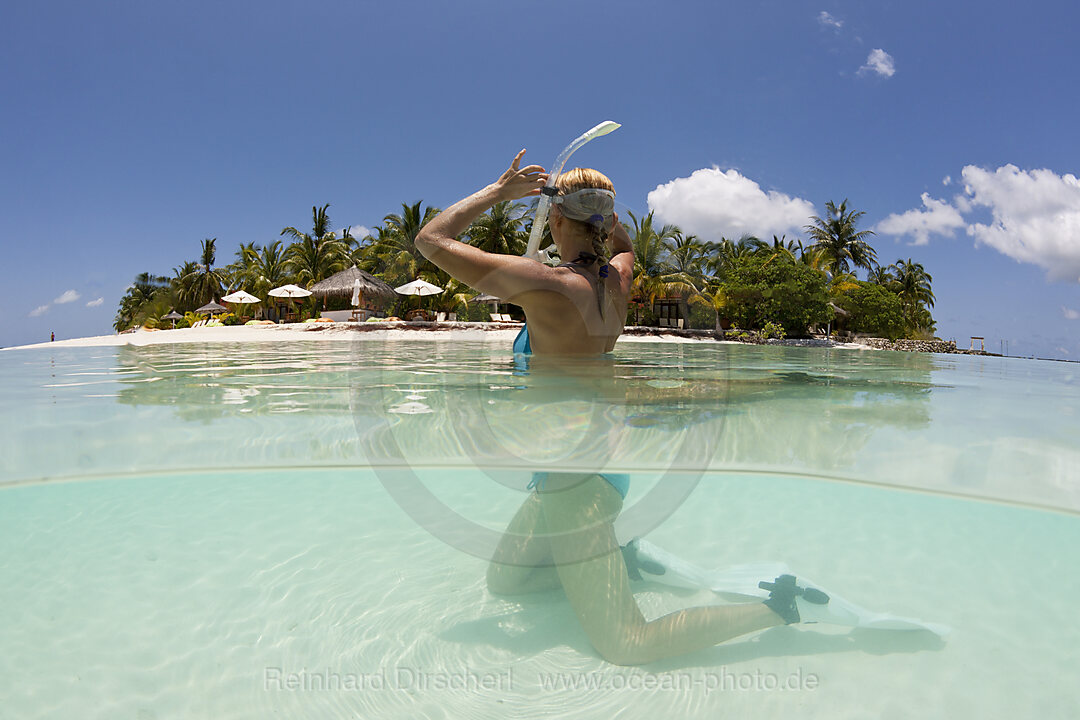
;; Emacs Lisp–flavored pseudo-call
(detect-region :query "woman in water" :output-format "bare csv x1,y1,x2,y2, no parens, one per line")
415,151,796,665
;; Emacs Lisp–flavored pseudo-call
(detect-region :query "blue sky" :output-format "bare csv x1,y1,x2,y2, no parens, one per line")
2,0,1078,358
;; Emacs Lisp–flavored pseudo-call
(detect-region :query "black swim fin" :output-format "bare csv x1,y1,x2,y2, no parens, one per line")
760,574,830,624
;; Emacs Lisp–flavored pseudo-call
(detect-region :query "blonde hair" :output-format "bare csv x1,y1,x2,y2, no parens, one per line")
554,168,616,317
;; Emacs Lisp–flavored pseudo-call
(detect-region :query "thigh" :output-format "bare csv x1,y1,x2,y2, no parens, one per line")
487,492,556,595
539,475,646,650
490,491,552,567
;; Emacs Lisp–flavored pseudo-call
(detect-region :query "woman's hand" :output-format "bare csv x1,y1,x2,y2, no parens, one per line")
493,149,549,202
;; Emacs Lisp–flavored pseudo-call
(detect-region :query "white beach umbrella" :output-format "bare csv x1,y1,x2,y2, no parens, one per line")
393,279,443,296
268,284,313,322
268,284,313,298
222,290,261,304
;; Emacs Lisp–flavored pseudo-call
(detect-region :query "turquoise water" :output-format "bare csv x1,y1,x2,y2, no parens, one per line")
1,339,1078,718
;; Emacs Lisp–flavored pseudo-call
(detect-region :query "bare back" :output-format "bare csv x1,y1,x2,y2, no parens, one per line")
510,254,634,355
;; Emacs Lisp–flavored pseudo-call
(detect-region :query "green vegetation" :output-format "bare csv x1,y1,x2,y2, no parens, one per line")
114,196,939,341
835,282,906,340
718,254,831,335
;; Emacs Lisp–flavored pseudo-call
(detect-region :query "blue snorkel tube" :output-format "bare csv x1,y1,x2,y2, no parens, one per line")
524,120,621,263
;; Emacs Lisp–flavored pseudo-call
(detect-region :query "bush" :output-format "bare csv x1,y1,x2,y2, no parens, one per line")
687,303,714,330
835,282,906,340
761,321,786,340
720,255,830,335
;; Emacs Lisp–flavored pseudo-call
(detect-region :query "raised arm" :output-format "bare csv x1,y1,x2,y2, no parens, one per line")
415,150,553,300
606,213,636,297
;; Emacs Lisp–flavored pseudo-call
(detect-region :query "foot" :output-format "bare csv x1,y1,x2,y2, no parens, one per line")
760,574,830,624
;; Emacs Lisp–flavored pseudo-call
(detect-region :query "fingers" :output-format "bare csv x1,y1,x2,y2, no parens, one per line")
511,148,526,170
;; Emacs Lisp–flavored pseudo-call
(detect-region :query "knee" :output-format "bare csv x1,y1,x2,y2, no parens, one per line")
592,635,646,667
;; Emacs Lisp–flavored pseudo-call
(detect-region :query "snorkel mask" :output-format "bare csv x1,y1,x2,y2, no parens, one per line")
549,187,616,229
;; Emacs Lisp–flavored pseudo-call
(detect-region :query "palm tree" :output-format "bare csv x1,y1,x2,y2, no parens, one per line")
431,277,474,315
359,201,440,286
171,260,202,312
892,258,935,331
224,241,261,293
281,204,350,286
625,210,680,287
805,200,878,276
467,201,527,256
667,231,709,277
385,200,440,248
181,238,229,307
622,211,699,324
867,264,897,286
687,286,729,332
752,235,802,266
113,272,171,331
702,235,759,279
241,240,293,299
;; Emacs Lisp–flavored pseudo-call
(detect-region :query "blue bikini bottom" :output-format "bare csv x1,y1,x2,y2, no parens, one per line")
527,472,630,500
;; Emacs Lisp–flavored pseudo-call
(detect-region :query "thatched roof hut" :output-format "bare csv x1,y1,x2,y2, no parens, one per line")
309,266,396,300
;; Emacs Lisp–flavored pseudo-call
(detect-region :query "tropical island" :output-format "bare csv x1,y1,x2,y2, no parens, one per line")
114,198,937,347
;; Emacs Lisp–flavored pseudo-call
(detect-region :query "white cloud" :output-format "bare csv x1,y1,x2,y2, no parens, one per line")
858,49,896,78
943,176,952,186
1063,307,1080,320
54,289,81,304
86,297,104,308
818,11,843,30
962,164,1080,282
876,193,966,245
647,167,816,241
29,304,50,317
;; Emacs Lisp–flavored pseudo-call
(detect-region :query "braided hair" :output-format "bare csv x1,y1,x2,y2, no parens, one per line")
554,168,615,318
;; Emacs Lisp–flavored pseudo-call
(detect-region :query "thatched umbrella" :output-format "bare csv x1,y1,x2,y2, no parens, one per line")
195,300,228,315
163,310,183,329
309,267,396,302
470,293,503,317
827,302,850,336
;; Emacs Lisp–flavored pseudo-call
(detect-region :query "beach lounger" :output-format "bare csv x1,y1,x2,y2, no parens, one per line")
436,312,446,322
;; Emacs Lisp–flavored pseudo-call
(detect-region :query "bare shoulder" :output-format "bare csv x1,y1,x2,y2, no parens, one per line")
606,251,635,295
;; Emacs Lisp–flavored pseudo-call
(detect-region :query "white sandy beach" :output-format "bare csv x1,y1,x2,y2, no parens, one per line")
7,322,871,351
